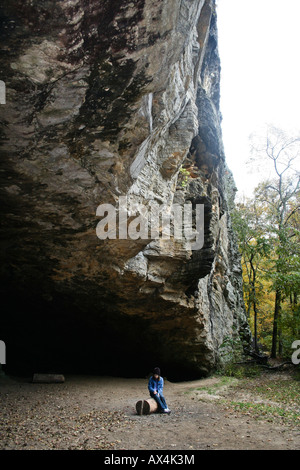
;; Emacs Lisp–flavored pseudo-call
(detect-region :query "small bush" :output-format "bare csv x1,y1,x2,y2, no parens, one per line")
217,362,261,379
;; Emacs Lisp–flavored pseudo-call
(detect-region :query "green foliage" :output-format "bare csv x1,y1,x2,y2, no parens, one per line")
218,333,244,364
215,334,261,378
217,363,261,379
178,166,191,188
227,373,300,426
229,400,300,426
233,126,300,358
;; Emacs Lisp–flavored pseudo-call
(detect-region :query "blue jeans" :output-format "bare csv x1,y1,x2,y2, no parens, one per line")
150,392,168,411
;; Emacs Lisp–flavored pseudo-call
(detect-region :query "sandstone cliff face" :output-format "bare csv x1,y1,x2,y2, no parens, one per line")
0,0,251,379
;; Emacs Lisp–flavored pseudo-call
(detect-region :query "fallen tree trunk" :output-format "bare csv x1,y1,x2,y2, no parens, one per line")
260,361,294,370
235,360,295,370
248,350,269,364
136,398,158,415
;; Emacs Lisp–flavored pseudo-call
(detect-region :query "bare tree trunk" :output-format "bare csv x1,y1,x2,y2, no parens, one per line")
271,289,281,358
253,294,259,353
278,322,283,357
292,292,299,337
249,257,259,352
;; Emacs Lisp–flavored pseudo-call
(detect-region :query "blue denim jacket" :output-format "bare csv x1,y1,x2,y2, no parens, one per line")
148,376,164,395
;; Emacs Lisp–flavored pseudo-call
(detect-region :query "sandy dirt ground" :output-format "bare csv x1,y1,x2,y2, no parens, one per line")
0,373,299,450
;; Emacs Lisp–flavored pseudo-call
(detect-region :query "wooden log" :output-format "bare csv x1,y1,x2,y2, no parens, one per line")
135,398,158,415
143,398,158,415
32,373,65,383
135,400,143,415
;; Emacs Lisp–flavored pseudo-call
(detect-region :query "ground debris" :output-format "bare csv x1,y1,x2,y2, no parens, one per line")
0,380,127,450
0,373,299,450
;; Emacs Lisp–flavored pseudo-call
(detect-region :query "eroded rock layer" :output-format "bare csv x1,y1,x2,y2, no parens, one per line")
0,0,251,379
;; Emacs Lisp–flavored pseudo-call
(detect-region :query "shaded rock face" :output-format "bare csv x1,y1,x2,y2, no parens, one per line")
0,0,251,380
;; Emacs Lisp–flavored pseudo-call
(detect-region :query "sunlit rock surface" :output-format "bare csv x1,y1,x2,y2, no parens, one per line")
0,0,251,380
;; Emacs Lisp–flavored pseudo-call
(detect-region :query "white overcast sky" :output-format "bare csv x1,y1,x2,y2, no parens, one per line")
216,0,300,198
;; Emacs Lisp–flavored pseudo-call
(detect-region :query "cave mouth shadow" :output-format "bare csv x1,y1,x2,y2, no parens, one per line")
1,288,204,383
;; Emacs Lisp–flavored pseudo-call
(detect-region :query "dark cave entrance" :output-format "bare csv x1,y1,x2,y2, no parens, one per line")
1,285,202,382
1,288,147,377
